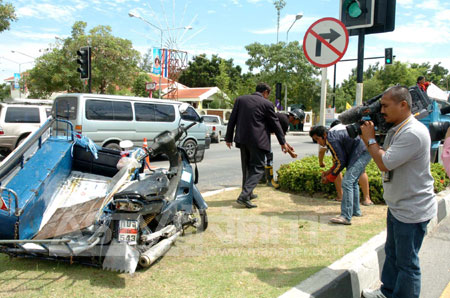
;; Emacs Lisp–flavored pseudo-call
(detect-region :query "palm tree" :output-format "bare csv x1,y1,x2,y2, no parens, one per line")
273,0,286,44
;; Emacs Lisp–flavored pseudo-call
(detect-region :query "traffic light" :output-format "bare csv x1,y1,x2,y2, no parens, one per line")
275,82,282,100
76,46,91,79
385,48,393,65
348,0,396,36
340,0,375,30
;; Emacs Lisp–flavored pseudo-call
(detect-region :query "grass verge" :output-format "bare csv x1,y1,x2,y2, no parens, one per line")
0,186,387,297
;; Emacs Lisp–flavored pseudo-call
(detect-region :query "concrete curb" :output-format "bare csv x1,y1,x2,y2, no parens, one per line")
279,188,450,298
201,187,239,198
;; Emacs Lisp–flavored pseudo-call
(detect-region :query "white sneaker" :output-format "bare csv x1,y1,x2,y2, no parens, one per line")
362,289,386,298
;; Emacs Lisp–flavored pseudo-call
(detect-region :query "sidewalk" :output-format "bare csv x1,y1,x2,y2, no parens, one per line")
279,187,450,298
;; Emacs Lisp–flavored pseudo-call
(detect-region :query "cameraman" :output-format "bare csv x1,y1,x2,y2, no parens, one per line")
360,86,437,298
309,125,371,225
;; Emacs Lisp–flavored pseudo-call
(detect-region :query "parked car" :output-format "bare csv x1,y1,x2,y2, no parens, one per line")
52,94,210,162
0,102,51,156
202,115,227,143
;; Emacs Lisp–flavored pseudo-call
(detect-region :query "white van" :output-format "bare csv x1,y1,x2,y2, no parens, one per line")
52,94,210,162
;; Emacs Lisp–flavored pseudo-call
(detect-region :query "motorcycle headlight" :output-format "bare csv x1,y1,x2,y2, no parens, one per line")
114,198,144,212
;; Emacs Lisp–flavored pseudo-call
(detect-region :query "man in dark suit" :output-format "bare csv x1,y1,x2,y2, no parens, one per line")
225,83,293,208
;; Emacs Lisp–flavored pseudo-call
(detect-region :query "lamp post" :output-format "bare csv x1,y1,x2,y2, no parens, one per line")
129,11,192,99
1,56,33,99
11,51,37,99
284,13,303,112
286,13,303,42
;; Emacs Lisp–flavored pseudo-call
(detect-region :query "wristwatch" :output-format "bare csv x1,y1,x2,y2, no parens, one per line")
368,138,377,146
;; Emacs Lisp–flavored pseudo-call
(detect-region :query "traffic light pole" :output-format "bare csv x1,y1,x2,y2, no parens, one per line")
88,56,92,93
355,29,365,106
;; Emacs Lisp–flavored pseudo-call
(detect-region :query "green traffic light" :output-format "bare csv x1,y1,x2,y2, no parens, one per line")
348,2,362,18
386,59,391,63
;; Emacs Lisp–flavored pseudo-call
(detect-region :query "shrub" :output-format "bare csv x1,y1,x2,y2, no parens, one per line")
277,156,449,204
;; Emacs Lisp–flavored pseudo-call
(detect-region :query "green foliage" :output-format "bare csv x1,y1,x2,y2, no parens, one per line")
245,41,320,111
278,156,449,204
178,54,243,100
334,61,450,113
0,83,11,100
132,73,151,97
0,0,16,33
26,21,141,97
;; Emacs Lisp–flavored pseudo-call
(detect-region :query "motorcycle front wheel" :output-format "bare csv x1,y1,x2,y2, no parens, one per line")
192,205,208,232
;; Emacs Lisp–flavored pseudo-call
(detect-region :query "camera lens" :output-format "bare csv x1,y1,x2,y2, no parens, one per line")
346,123,361,139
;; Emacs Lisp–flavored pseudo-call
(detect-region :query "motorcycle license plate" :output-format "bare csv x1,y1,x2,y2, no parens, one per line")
118,220,138,245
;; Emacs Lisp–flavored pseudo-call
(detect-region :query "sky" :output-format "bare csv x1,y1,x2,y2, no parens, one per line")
1,0,450,88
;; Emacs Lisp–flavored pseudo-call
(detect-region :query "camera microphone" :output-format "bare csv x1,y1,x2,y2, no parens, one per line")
338,106,363,124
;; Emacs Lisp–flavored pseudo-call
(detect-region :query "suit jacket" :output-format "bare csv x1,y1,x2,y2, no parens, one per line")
225,92,286,152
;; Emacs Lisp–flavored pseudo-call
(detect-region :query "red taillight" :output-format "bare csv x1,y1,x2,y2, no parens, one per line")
212,126,216,131
0,128,3,135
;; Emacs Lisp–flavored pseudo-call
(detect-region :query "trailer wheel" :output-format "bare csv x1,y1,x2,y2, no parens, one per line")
105,142,121,151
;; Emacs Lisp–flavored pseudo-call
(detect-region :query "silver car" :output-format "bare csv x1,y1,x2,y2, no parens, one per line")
0,103,51,156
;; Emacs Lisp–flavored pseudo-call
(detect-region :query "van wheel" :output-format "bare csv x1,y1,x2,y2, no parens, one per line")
182,139,197,159
105,142,121,151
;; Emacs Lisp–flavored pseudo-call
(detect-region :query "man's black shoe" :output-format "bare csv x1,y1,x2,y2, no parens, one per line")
236,197,257,208
250,193,258,200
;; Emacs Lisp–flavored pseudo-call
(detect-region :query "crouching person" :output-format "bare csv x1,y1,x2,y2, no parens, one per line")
309,125,371,225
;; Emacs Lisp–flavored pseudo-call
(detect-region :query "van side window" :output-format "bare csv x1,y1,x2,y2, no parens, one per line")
135,103,175,122
5,107,40,123
135,103,155,121
155,104,175,122
181,107,201,122
86,100,132,121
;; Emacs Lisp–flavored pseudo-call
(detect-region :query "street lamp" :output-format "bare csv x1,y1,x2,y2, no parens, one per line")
129,11,192,99
0,56,33,99
286,13,303,42
11,50,36,60
284,13,303,112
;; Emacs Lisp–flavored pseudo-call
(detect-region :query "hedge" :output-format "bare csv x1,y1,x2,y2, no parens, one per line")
277,155,449,204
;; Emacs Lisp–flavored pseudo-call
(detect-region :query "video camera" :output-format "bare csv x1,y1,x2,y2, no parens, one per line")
338,85,431,145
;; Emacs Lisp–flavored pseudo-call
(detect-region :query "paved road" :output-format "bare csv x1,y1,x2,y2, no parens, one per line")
196,134,317,192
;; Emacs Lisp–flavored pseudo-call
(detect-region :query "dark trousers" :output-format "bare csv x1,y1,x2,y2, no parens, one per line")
239,143,266,199
381,209,429,298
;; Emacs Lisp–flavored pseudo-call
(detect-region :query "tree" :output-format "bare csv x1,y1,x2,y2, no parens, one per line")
132,73,152,97
178,54,243,100
0,83,11,100
273,0,286,43
334,60,450,112
139,49,153,73
26,21,141,97
245,41,320,111
0,0,16,33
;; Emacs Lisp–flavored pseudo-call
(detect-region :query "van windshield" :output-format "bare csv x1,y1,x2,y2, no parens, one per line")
53,97,77,120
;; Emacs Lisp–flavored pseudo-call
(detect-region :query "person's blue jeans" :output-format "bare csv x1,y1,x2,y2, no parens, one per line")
341,151,371,221
381,209,429,298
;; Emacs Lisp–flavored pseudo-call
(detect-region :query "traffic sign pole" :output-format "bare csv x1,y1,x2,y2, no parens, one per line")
320,68,328,126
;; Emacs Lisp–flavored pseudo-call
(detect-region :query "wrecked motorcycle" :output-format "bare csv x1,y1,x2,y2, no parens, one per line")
0,104,208,273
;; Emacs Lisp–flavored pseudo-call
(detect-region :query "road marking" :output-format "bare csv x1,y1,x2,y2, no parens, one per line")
440,282,450,298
